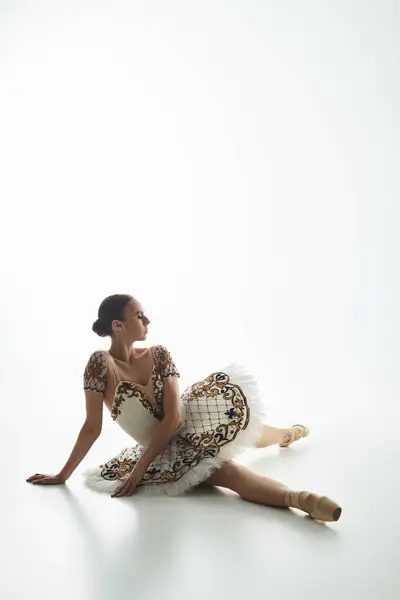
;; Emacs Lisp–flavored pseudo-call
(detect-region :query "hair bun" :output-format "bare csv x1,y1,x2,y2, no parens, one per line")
92,319,108,338
92,294,133,338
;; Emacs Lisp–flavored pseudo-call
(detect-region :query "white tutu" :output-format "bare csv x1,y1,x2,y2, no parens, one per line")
82,347,266,496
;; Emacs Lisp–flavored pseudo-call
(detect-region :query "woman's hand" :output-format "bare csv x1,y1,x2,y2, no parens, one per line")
111,470,142,498
26,473,66,485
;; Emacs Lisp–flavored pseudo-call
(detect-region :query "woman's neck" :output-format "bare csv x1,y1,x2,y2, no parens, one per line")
109,340,138,363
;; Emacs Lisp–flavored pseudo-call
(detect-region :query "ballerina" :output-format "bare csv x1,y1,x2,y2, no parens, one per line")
27,294,341,523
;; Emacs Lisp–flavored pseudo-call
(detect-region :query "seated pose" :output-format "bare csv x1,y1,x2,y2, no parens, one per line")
27,294,342,523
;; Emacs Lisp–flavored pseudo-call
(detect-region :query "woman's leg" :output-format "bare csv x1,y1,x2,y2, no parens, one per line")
205,462,341,521
256,425,289,448
256,424,309,448
205,462,290,506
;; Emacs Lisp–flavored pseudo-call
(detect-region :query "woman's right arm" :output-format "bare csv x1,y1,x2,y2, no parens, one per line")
26,391,103,485
27,351,108,485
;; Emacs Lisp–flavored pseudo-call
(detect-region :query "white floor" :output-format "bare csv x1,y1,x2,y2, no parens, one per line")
4,408,400,600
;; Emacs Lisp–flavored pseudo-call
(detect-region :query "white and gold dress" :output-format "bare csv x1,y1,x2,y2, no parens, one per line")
83,346,265,495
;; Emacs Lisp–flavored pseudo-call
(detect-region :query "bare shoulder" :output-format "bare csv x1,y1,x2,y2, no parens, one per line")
137,347,150,356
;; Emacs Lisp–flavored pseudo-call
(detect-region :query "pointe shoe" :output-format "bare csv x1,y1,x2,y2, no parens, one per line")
285,491,342,522
279,424,310,448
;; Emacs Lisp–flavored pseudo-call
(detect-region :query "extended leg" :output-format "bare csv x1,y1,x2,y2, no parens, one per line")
205,461,289,506
205,462,341,522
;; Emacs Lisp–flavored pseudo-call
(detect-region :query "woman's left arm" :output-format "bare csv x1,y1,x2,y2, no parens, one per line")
112,376,182,498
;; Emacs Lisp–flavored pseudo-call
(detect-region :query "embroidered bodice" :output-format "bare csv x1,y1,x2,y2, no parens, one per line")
83,345,180,445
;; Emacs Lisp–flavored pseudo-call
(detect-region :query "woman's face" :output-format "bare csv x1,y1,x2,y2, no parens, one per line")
113,299,150,342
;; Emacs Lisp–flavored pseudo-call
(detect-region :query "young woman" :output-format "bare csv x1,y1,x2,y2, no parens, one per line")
27,294,342,522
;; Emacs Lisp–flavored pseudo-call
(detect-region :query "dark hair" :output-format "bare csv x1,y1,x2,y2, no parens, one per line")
92,294,133,337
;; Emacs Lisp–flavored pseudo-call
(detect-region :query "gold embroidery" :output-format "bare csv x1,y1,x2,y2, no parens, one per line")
83,351,108,393
152,346,180,379
111,377,164,421
102,371,250,487
111,382,150,420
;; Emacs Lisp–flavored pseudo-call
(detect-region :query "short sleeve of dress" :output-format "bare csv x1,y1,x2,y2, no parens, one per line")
153,346,180,380
83,351,108,394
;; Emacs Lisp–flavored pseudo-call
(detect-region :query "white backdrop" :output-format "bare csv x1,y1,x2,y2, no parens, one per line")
0,0,398,471
1,3,400,600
